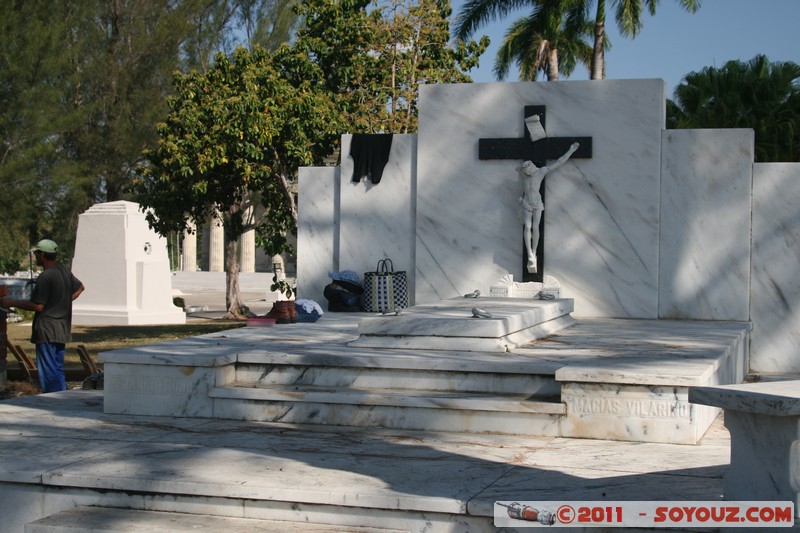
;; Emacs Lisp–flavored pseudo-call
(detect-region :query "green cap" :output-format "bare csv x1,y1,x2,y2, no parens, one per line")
31,239,58,254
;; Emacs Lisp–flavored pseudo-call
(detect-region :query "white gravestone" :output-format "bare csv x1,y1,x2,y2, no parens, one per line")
71,201,185,325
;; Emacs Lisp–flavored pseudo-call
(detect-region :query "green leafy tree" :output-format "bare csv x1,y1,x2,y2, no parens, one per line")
1,0,298,264
131,47,341,317
293,0,487,133
182,0,302,72
668,55,800,163
60,0,233,205
0,2,85,260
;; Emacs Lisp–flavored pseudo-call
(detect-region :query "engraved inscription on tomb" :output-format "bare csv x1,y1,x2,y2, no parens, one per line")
107,376,196,394
567,397,692,419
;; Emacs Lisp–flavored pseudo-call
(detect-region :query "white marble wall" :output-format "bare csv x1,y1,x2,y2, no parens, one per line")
415,80,666,317
296,167,338,303
659,129,754,320
750,163,800,373
339,134,416,300
297,135,417,306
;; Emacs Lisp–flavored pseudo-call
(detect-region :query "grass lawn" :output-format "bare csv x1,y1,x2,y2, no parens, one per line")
2,318,245,398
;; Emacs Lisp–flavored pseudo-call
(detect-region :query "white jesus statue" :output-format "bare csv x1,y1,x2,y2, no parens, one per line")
517,141,580,273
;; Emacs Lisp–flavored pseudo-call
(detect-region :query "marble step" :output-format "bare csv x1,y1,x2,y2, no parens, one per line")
210,383,565,435
350,297,576,352
26,507,408,533
212,382,565,413
233,362,560,397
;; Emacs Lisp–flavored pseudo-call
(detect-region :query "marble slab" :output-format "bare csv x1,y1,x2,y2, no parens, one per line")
659,129,754,320
233,362,558,397
470,464,726,517
212,398,564,436
0,435,129,484
553,319,748,443
0,390,732,532
560,382,716,445
39,441,510,515
690,382,800,516
750,163,800,373
721,411,800,513
415,79,665,318
339,134,417,303
690,380,800,416
232,342,563,375
103,362,234,417
296,166,338,304
350,297,575,351
27,507,410,533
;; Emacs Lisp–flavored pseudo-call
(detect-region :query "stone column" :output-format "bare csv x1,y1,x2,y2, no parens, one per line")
239,206,255,273
182,219,197,272
240,229,255,273
208,218,224,272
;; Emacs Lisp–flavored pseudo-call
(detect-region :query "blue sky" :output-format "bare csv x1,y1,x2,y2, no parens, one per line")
451,0,800,98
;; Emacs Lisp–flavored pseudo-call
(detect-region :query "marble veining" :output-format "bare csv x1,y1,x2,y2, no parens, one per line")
100,311,748,444
338,135,417,306
416,80,665,318
750,163,800,373
0,389,730,532
296,166,338,304
659,129,753,320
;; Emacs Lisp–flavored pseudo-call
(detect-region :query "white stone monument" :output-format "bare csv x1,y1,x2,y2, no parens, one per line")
71,201,186,325
297,79,800,374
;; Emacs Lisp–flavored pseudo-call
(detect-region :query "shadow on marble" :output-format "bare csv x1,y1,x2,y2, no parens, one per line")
0,391,729,520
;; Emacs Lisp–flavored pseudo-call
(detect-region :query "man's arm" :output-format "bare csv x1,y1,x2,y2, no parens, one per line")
0,297,44,313
546,142,580,173
72,283,85,301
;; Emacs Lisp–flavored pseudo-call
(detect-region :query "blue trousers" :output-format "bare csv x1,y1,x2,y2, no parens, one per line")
35,343,67,393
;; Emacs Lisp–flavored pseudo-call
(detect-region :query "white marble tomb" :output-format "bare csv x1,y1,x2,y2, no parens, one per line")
71,201,186,325
297,78,800,374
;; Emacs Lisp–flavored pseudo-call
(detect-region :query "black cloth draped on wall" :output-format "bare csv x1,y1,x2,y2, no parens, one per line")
350,134,393,184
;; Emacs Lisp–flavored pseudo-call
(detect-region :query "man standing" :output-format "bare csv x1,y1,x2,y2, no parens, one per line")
0,239,84,393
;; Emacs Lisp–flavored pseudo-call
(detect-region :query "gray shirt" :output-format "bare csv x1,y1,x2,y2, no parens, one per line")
30,264,82,344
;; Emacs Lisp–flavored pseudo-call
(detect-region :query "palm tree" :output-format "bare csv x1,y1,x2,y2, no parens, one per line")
493,1,593,80
454,0,592,81
586,0,701,79
668,55,800,162
454,0,701,81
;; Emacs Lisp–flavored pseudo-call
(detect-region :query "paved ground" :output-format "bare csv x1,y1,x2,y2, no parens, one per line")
0,389,732,532
170,271,294,318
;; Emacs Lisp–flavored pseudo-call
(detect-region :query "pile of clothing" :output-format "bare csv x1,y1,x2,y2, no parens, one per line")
324,270,363,312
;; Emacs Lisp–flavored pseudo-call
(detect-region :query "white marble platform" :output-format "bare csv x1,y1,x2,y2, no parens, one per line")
0,391,730,532
99,310,749,445
349,297,575,351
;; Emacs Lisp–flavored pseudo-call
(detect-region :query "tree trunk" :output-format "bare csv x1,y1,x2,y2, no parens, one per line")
272,148,299,228
591,0,606,80
223,236,250,319
547,48,559,81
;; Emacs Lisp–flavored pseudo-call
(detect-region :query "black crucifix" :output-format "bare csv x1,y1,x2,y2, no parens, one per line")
479,105,592,282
